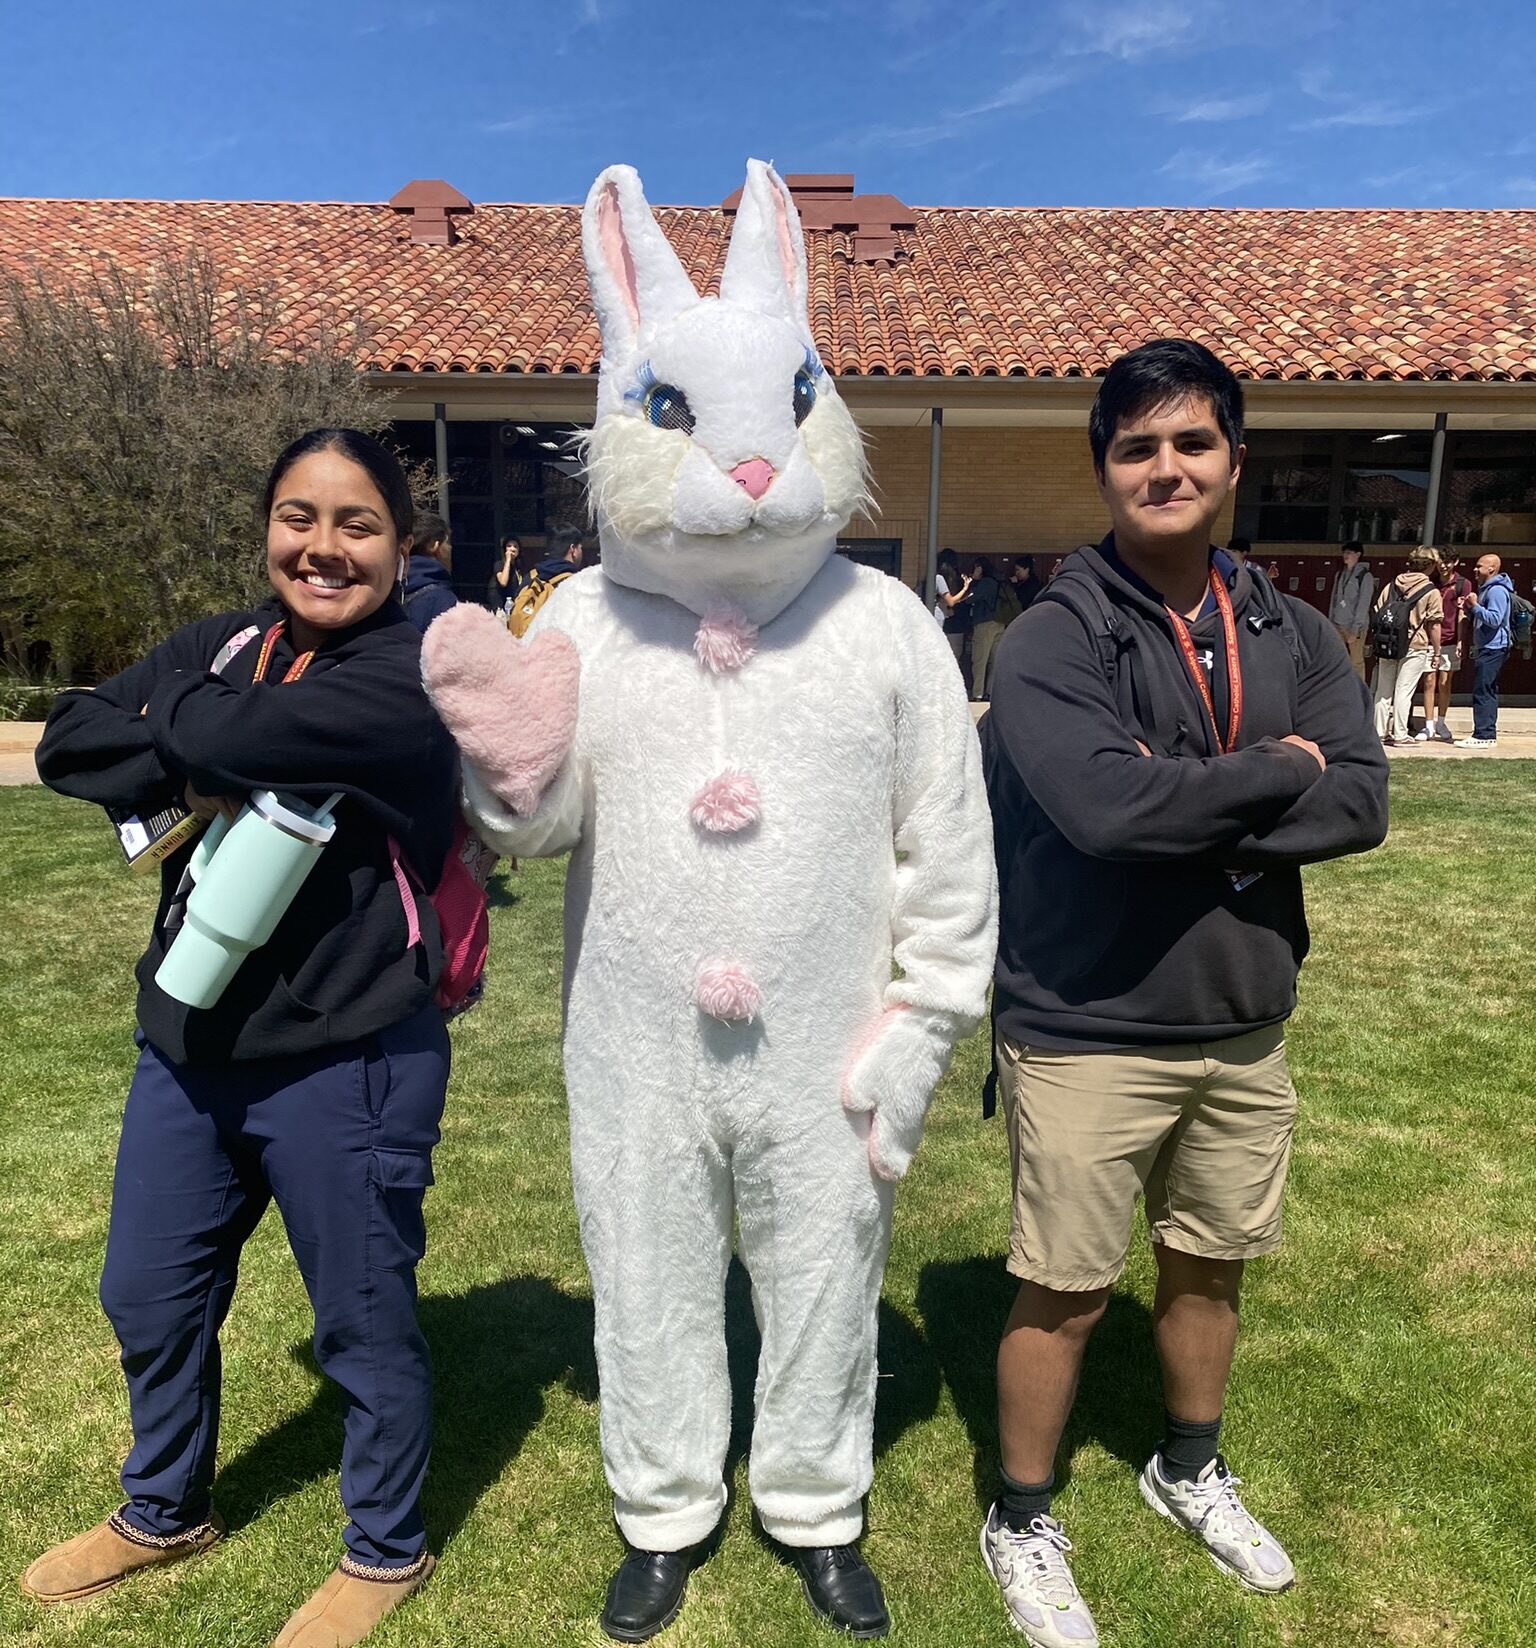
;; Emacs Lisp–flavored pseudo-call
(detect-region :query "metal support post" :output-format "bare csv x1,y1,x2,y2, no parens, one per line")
1421,412,1447,546
925,406,943,600
434,402,451,530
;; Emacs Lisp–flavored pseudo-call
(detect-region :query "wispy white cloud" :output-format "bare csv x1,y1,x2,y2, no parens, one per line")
1159,148,1272,197
1160,93,1270,123
842,117,970,154
956,66,1078,118
1063,0,1206,61
1296,66,1450,129
1300,102,1421,130
839,59,1075,152
1364,164,1467,199
479,113,544,136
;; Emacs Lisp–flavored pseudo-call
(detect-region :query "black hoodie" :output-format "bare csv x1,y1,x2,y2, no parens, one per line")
37,598,458,1065
982,539,1388,1052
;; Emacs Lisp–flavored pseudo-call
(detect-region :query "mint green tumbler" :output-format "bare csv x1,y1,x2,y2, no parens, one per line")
155,790,341,1010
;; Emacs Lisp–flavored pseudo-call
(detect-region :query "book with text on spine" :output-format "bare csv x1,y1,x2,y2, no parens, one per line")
105,801,203,874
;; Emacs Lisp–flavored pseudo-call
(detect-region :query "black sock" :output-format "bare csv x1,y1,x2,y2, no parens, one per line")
1160,1412,1221,1480
999,1469,1054,1530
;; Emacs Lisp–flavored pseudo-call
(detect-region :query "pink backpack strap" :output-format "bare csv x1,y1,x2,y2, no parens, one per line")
387,834,422,949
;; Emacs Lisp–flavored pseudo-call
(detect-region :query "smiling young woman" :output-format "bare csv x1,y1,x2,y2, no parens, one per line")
30,429,459,1648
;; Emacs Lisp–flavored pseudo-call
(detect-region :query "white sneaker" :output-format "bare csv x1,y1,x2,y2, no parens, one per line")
980,1505,1099,1644
1410,728,1433,741
1139,1453,1295,1593
1454,736,1495,748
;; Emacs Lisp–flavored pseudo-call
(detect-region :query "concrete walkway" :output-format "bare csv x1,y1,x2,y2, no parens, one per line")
0,723,45,786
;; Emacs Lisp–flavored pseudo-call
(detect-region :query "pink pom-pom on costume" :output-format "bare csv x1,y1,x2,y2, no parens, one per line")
690,771,761,834
693,608,758,675
695,961,763,1022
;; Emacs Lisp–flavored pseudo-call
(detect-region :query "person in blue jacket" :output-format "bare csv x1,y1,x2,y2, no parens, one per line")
1456,553,1515,747
402,509,459,634
25,430,457,1648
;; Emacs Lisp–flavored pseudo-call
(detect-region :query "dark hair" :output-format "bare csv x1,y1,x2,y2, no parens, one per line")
1088,339,1244,473
937,549,960,570
1227,536,1251,555
261,428,414,545
413,510,449,552
1341,539,1363,555
549,522,584,554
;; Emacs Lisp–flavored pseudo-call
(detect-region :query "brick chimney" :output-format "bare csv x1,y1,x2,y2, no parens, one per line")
721,173,914,262
389,180,473,246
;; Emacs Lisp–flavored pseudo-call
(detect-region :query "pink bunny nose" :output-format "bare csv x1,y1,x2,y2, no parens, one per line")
728,458,776,500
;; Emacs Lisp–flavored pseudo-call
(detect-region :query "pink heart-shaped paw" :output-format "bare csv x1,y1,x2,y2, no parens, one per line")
421,605,579,815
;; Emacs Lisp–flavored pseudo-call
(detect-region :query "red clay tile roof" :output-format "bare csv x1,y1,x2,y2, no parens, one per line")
2,196,1534,382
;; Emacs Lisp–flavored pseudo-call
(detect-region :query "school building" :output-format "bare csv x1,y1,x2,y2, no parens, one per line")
6,173,1536,682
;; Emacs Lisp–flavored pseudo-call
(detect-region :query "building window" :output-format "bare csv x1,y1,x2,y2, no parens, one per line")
1438,432,1536,545
1236,428,1536,547
391,419,589,596
1338,431,1433,545
837,538,901,576
1231,432,1333,542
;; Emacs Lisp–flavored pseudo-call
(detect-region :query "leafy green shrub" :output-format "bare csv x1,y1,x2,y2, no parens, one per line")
0,252,398,682
0,675,60,722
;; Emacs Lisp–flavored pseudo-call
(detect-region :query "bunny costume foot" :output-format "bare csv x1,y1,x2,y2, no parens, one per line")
426,161,996,1558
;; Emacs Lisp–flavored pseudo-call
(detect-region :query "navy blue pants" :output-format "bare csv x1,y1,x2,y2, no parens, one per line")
1472,646,1509,741
99,1006,449,1569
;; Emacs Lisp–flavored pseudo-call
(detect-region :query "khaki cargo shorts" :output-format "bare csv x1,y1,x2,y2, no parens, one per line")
997,1024,1297,1291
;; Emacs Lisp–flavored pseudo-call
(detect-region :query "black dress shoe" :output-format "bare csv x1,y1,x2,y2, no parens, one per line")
790,1545,890,1639
600,1547,695,1642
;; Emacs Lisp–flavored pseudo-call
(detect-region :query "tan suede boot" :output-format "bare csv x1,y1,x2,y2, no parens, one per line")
272,1553,435,1648
20,1509,225,1603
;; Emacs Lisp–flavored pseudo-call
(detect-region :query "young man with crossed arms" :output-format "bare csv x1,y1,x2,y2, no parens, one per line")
978,340,1388,1645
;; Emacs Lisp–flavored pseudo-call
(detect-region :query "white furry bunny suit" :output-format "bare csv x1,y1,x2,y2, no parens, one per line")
423,160,996,1552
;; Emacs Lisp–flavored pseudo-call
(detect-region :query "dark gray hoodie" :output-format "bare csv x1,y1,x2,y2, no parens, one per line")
982,539,1388,1051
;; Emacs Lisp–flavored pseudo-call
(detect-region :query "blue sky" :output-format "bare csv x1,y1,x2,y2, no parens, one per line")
3,0,1533,208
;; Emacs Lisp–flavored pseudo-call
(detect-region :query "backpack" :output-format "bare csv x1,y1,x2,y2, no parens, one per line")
389,820,498,1019
1504,588,1535,658
508,569,572,638
1369,580,1433,661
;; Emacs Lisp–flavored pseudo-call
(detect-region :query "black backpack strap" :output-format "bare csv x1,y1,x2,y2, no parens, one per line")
1036,578,1128,684
982,1004,1000,1120
1242,570,1302,672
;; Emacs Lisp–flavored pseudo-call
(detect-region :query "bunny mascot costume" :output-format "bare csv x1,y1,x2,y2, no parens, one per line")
423,160,996,1640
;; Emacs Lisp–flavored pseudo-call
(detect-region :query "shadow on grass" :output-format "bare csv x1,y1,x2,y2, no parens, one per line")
916,1258,1160,1509
216,1260,941,1552
215,1275,597,1549
483,874,524,910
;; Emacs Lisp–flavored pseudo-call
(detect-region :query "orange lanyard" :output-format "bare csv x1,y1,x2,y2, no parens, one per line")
251,622,316,685
1165,569,1243,755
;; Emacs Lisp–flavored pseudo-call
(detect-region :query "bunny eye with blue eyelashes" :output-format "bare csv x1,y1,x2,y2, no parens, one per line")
793,348,823,427
623,362,696,436
644,383,696,435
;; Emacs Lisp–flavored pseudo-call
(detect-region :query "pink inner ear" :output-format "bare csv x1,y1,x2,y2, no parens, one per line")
597,181,641,332
771,175,799,299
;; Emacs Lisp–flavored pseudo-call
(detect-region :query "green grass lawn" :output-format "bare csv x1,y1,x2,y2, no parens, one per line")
1,765,1533,1647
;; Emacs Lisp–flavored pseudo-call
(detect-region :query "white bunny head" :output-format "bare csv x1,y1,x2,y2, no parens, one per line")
580,160,870,626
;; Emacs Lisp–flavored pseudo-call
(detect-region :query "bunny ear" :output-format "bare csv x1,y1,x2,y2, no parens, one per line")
581,164,698,361
719,159,810,338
